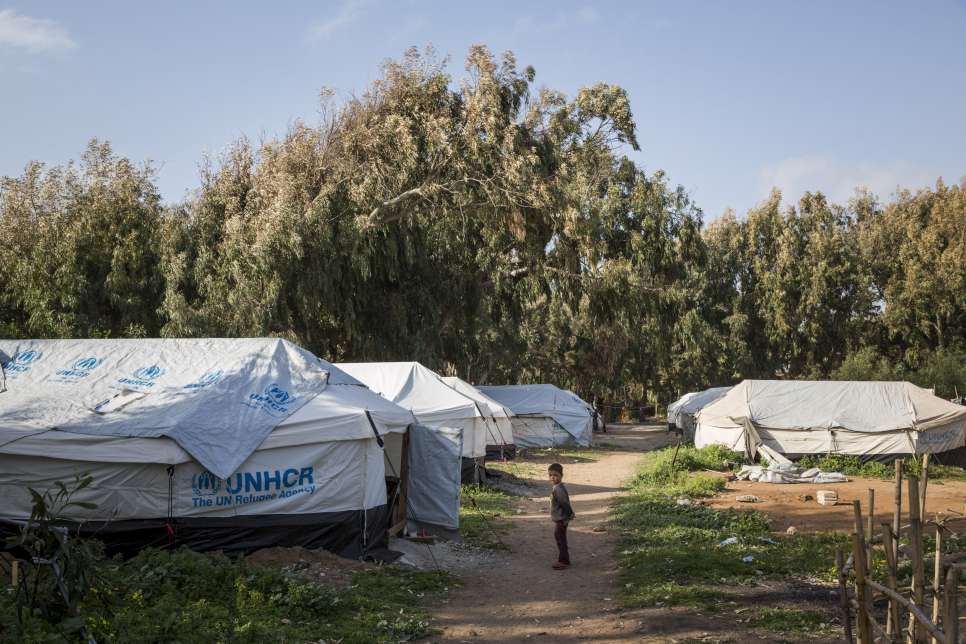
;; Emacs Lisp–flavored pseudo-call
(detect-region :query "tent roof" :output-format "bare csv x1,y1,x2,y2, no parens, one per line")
477,384,590,419
668,386,732,424
441,376,513,419
0,339,413,476
697,380,966,433
336,362,483,424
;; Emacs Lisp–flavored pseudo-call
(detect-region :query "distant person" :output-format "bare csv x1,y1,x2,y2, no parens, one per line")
548,462,575,569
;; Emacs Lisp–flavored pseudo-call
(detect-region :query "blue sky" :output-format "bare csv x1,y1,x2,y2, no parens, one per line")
1,1,964,220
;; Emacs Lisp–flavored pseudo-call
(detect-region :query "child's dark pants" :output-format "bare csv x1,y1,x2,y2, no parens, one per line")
554,520,570,564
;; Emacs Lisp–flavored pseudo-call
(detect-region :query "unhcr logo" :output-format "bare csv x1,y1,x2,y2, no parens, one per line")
53,357,101,382
1,349,43,375
243,383,297,418
118,364,165,388
191,470,222,496
184,369,224,390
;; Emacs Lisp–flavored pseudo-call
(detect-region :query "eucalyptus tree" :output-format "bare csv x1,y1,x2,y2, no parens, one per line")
0,140,163,338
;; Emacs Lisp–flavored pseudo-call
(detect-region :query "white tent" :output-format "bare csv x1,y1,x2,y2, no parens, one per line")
478,384,593,447
441,376,515,454
667,386,732,442
0,339,462,556
695,380,966,458
336,362,489,481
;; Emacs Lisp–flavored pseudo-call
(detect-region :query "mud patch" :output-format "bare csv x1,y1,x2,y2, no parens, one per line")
244,545,372,587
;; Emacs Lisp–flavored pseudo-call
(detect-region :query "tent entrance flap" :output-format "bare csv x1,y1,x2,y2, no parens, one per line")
405,424,462,531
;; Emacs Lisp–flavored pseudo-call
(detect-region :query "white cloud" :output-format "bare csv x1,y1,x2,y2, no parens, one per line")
757,155,938,206
0,9,76,52
306,0,371,43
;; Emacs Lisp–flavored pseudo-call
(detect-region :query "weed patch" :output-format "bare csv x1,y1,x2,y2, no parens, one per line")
797,453,966,481
749,606,834,634
460,484,512,549
614,445,846,617
0,547,448,643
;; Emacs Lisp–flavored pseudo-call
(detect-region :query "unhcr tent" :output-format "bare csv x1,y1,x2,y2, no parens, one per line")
695,380,966,459
478,384,593,448
336,362,489,482
0,339,462,557
667,386,732,442
441,376,516,459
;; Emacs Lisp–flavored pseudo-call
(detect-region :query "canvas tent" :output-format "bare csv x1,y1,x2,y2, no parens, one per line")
695,380,966,459
441,376,515,459
336,362,489,481
0,338,462,557
667,386,732,442
478,384,594,447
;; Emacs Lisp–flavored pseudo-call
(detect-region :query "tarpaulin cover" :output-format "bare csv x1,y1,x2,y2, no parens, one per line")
441,376,514,447
0,338,348,478
696,380,966,456
667,386,732,426
478,384,593,446
337,362,488,458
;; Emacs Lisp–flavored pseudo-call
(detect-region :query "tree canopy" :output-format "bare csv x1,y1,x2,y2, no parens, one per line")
2,46,964,405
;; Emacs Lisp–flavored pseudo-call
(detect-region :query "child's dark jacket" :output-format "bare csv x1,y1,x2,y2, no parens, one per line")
551,483,575,522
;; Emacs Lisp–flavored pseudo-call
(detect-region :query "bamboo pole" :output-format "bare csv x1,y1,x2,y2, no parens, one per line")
942,566,959,644
868,488,876,570
919,454,930,523
894,457,903,569
838,548,855,644
865,578,948,643
854,499,866,547
852,532,873,644
883,523,902,637
908,474,926,643
930,529,942,644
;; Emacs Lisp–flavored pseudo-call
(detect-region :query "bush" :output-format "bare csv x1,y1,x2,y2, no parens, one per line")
1,548,448,643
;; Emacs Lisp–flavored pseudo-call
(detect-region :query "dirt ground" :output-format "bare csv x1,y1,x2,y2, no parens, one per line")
424,425,966,643
428,424,666,643
706,474,966,535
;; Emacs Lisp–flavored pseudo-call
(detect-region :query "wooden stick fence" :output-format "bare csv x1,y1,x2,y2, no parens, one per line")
837,458,965,644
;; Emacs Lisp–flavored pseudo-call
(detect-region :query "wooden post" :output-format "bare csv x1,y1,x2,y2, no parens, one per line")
930,528,942,644
837,548,855,644
10,560,18,586
398,428,410,526
852,532,873,644
867,488,875,569
882,523,902,637
919,453,930,523
853,499,866,546
388,428,411,536
942,566,959,644
908,474,925,643
889,459,903,638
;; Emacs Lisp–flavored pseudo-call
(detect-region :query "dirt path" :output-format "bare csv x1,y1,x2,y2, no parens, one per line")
428,424,669,643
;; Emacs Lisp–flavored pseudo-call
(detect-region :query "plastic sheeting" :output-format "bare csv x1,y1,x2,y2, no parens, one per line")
0,338,339,478
696,380,966,456
407,424,462,530
478,384,593,446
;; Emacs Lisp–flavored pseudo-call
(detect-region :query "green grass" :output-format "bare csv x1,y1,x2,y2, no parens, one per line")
0,547,448,644
614,445,847,611
749,606,834,635
516,446,619,463
797,453,966,481
460,484,513,549
485,460,542,480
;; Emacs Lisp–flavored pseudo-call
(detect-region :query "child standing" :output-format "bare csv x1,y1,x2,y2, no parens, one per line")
548,463,575,569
